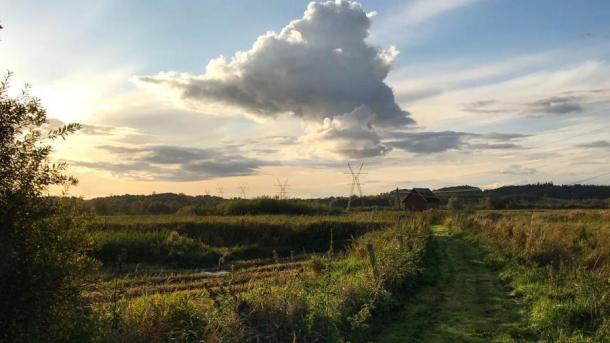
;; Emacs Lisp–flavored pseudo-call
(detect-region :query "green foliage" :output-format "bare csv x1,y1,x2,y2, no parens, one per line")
0,73,96,342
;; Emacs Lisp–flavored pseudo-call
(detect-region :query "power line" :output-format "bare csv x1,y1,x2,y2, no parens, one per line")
433,189,483,193
569,171,610,185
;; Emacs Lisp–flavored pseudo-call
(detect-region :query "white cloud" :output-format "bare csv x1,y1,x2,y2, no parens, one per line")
370,0,485,44
136,0,412,129
399,59,610,129
300,106,390,158
400,0,483,25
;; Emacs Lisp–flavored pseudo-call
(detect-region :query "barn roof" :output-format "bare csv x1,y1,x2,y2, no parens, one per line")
406,188,440,203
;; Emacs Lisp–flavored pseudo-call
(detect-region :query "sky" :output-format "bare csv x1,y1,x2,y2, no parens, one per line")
1,0,609,198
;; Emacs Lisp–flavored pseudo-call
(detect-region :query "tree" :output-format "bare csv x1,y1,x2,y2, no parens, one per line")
0,72,97,341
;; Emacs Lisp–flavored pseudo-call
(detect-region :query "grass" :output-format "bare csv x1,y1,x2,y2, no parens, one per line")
447,210,610,342
85,209,609,341
376,225,537,342
87,212,402,268
91,213,432,342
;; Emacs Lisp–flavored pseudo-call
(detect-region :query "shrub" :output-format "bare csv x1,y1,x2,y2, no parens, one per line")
0,73,97,341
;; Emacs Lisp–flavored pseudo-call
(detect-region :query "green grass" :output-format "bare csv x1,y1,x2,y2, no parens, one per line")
376,226,537,342
445,210,610,342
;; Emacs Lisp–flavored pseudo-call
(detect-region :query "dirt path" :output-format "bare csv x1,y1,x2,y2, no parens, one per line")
375,225,537,342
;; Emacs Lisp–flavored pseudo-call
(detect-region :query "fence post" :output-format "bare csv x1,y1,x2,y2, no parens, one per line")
366,244,380,280
329,227,334,255
399,235,406,250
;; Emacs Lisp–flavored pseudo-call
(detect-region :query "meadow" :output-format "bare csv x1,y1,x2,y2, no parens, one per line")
81,208,610,342
88,211,432,342
448,209,610,342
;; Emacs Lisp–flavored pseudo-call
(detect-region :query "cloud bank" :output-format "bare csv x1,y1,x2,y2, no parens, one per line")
577,140,610,149
387,131,526,153
74,145,271,181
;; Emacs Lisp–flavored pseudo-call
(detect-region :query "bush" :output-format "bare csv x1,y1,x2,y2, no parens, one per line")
0,74,97,341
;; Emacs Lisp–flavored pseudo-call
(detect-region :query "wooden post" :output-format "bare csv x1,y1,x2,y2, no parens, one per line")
396,187,401,210
398,235,406,250
290,250,294,263
366,244,380,280
329,227,334,255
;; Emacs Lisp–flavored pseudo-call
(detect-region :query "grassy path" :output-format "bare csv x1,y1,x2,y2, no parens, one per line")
375,225,537,342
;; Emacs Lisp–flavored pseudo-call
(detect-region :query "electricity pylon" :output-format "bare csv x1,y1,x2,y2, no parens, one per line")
345,162,366,211
216,184,224,198
275,178,289,199
238,183,248,199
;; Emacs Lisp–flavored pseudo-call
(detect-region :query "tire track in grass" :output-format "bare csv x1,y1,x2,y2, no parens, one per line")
376,225,538,342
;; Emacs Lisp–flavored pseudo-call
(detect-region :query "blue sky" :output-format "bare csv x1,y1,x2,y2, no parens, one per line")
1,0,609,197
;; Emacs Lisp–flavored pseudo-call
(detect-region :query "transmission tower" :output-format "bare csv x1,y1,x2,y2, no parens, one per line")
275,178,289,199
204,188,210,196
216,184,224,198
238,183,248,199
345,162,366,211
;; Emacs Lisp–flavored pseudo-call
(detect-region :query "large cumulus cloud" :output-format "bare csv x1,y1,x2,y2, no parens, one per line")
136,0,413,131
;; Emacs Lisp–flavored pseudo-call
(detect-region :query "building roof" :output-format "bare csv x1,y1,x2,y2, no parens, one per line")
404,188,440,203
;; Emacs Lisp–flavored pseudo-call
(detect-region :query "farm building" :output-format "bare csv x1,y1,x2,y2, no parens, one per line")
401,188,441,211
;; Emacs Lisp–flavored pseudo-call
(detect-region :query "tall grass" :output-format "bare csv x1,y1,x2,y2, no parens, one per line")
89,230,228,267
94,214,431,342
88,213,401,268
448,210,610,342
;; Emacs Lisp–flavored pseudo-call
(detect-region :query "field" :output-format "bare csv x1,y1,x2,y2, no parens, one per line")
87,212,402,269
83,211,431,341
74,209,610,342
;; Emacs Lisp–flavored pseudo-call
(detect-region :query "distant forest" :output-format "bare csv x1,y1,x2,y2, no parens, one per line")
77,183,610,215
